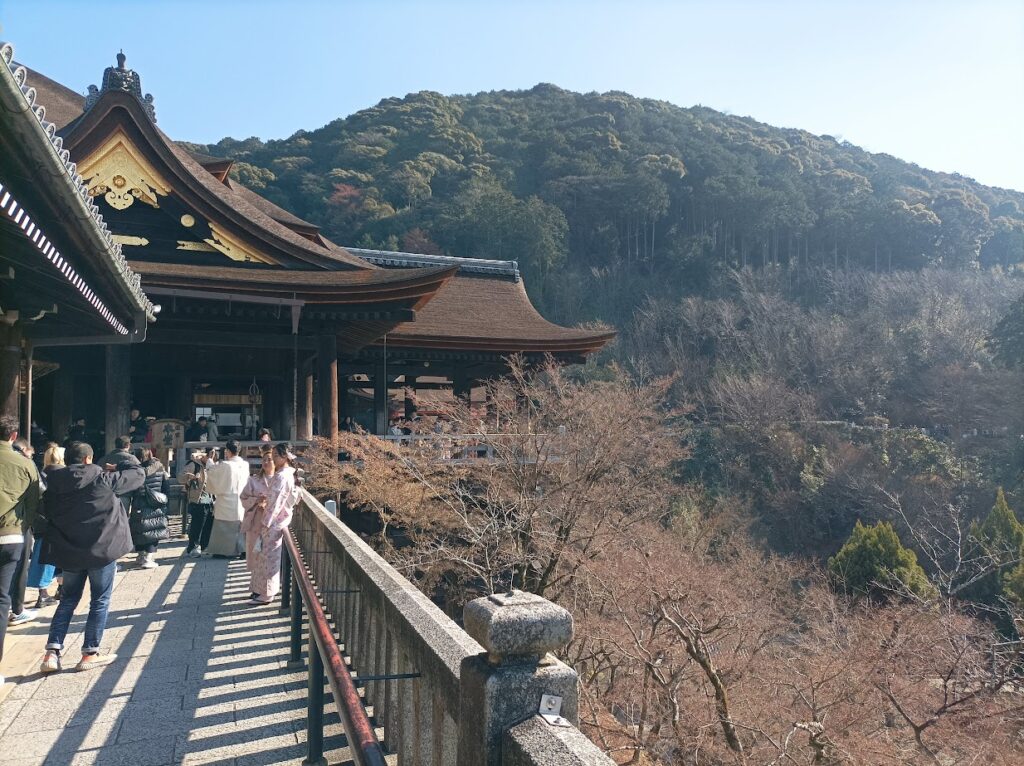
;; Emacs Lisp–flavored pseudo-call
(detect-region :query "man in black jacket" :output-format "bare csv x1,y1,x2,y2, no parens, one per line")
39,441,143,673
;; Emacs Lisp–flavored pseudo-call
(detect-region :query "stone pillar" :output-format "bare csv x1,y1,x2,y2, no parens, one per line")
373,359,388,436
0,322,22,421
316,334,338,440
51,366,73,444
104,344,132,454
458,590,578,766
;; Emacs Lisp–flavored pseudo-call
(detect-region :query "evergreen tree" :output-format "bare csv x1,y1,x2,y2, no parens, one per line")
828,520,935,600
966,488,1024,606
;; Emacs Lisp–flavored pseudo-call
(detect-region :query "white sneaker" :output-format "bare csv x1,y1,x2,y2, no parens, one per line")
188,547,202,558
10,610,38,626
76,652,117,672
40,650,61,674
140,553,158,569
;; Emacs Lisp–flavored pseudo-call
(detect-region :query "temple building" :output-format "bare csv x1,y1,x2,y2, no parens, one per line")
2,49,613,448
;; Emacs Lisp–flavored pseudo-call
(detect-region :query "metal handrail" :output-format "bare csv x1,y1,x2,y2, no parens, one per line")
284,530,388,766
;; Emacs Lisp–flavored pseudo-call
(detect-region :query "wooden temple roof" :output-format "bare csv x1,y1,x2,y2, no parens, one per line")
21,66,84,129
62,93,368,270
129,260,456,306
24,54,614,359
378,272,615,355
1,49,153,341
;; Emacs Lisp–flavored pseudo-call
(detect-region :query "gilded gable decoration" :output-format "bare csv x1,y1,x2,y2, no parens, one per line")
85,51,157,122
78,128,172,210
205,223,276,264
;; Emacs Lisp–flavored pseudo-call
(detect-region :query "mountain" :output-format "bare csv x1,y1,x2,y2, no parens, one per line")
182,84,1024,324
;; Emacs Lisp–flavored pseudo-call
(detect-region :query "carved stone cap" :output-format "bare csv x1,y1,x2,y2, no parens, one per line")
464,590,574,662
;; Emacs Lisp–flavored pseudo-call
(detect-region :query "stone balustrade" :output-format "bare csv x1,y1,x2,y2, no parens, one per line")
291,490,614,765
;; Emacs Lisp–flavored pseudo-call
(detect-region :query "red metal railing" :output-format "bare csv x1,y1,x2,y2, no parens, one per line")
283,530,388,766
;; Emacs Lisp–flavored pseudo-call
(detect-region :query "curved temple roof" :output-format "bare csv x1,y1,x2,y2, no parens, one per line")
63,90,371,271
2,44,155,338
129,260,457,305
25,54,614,358
380,272,616,355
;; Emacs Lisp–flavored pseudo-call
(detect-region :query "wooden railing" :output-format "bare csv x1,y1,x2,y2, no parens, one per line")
283,531,388,766
291,491,480,763
289,490,614,766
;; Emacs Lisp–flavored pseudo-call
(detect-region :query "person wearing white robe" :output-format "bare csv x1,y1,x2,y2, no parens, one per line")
202,440,250,557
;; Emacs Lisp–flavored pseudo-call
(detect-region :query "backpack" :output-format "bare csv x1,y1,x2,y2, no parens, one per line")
144,482,168,507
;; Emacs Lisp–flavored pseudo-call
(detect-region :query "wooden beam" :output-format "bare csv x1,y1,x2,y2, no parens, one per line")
146,329,317,350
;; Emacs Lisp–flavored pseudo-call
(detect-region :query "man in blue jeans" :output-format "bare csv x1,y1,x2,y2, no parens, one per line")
38,441,143,673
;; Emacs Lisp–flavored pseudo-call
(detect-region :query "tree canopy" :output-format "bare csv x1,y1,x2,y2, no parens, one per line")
183,84,1024,322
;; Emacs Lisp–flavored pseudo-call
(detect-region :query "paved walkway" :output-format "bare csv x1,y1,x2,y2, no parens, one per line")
0,536,353,766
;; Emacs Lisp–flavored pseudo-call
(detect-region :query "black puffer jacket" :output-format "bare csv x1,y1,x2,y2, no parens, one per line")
129,460,170,547
42,461,144,570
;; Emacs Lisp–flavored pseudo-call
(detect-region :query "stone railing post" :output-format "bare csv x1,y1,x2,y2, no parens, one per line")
457,590,578,766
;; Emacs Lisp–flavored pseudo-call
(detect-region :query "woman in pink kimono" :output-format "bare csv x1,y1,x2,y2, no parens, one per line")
240,451,275,600
247,443,299,605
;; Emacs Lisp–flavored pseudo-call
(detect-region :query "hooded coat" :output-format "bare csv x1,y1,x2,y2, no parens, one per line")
41,461,144,570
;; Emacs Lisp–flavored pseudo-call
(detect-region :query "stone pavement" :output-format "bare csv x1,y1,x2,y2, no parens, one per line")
0,537,355,766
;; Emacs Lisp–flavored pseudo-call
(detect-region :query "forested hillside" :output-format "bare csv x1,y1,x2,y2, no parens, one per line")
190,82,1024,547
262,86,1024,762
185,84,1024,323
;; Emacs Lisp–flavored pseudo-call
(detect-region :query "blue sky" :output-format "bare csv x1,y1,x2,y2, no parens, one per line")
2,1,1022,191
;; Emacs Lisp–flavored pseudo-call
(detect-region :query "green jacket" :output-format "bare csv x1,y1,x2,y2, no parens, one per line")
0,441,41,537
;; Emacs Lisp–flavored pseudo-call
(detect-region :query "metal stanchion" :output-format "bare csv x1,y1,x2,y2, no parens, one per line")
287,561,304,670
281,546,292,614
304,635,327,766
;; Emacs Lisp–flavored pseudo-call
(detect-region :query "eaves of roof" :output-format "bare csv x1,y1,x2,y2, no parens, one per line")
63,90,371,271
2,45,155,327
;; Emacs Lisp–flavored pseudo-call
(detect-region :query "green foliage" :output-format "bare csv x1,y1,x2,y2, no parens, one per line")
966,488,1024,607
973,488,1024,557
186,85,1024,323
990,295,1024,368
828,521,936,600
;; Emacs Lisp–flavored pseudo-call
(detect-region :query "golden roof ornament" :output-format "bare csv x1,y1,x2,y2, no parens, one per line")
84,50,157,123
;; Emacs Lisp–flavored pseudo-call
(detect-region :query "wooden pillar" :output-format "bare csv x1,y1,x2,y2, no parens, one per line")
297,370,313,440
51,365,73,444
172,376,193,423
404,376,417,421
338,373,349,422
316,335,338,440
373,359,388,436
21,344,33,439
105,344,131,454
453,370,472,403
281,374,296,442
0,323,22,421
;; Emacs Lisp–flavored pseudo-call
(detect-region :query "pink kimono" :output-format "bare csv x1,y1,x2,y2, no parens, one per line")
247,466,297,601
240,472,274,596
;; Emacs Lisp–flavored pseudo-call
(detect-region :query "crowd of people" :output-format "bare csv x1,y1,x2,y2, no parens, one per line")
0,416,301,683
